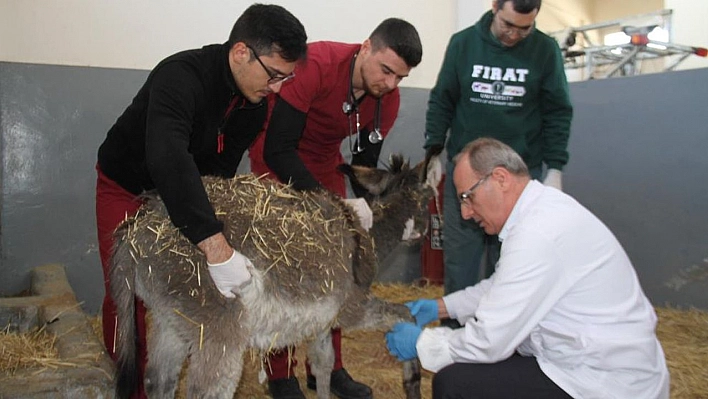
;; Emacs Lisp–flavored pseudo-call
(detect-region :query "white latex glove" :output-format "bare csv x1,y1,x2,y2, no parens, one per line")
343,198,373,231
401,217,420,240
426,155,443,190
207,250,252,298
543,168,563,191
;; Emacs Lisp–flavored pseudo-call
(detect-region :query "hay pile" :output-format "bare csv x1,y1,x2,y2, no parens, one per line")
656,307,708,398
0,326,62,374
4,283,708,398
121,175,361,302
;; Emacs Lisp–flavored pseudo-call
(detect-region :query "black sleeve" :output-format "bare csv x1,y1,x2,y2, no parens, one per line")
145,62,223,245
350,129,383,198
263,97,322,191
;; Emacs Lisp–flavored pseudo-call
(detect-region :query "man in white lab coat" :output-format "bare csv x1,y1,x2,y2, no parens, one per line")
386,137,669,398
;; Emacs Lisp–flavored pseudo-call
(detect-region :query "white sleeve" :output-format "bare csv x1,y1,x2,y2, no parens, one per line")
445,226,570,363
443,277,494,324
416,327,456,372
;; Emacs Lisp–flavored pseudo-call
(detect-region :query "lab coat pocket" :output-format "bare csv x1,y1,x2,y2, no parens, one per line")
533,327,588,368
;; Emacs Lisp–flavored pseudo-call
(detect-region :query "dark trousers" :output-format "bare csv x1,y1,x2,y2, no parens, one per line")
432,354,573,399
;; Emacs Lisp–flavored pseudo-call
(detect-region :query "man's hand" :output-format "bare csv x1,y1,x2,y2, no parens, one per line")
207,250,253,298
543,169,563,191
406,299,439,327
343,198,373,231
385,322,422,361
423,143,443,175
426,155,443,188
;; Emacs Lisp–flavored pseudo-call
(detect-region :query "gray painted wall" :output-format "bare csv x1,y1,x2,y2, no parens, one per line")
0,63,148,310
563,69,708,309
1,61,707,314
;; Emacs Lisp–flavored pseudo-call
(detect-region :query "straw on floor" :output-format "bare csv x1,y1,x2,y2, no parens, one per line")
2,282,707,398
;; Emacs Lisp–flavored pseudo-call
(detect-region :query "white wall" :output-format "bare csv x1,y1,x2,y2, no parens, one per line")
1,0,704,87
0,0,460,89
665,0,708,70
536,0,593,32
457,0,488,31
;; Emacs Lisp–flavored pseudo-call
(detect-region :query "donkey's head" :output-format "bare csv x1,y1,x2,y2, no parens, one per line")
338,154,442,254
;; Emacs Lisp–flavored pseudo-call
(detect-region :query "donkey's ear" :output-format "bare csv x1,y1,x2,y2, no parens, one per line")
337,164,392,196
388,153,408,173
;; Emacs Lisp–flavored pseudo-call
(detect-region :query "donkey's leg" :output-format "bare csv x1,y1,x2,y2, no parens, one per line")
306,330,334,399
338,291,413,331
185,334,245,399
143,312,189,399
403,359,422,399
338,293,422,399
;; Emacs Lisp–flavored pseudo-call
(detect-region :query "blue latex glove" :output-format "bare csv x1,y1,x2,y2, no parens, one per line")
385,322,422,361
406,299,438,327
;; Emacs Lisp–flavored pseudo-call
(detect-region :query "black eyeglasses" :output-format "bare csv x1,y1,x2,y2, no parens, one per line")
246,45,295,85
459,173,492,207
496,14,535,38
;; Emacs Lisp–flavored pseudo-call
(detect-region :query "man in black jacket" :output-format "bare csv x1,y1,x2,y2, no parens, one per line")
95,5,307,398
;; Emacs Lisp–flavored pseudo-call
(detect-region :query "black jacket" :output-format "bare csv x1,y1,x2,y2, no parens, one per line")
98,43,267,244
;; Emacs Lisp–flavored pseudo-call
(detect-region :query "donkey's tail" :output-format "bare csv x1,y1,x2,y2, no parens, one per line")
109,236,140,399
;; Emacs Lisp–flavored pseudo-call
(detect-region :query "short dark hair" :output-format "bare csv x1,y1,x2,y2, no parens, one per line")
369,18,422,68
497,0,542,14
228,4,307,62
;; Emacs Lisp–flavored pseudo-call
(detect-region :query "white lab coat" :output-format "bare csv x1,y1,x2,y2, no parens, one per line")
416,181,669,399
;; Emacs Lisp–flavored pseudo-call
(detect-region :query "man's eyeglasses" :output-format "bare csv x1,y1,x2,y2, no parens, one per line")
459,173,492,207
246,45,295,85
496,14,535,38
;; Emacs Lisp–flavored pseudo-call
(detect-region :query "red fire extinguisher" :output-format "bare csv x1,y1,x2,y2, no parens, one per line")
420,174,445,285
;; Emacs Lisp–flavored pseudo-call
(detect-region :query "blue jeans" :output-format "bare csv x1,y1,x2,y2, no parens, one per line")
442,161,542,294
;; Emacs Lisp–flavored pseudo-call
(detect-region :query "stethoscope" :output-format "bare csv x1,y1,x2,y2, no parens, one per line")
343,52,382,155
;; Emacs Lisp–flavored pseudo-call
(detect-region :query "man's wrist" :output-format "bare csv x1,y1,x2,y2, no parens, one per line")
197,233,233,264
437,298,449,319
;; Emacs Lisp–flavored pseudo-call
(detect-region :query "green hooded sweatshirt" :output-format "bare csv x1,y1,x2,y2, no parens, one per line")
424,10,573,170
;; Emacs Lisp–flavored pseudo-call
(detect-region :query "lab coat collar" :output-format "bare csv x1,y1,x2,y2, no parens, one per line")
498,179,543,242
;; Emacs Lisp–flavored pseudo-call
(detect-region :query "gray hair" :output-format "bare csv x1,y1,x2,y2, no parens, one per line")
454,137,530,177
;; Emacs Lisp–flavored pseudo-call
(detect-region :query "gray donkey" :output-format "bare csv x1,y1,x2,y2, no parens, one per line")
110,154,441,399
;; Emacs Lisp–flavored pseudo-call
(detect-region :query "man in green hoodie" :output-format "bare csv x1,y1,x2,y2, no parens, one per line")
423,0,573,308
